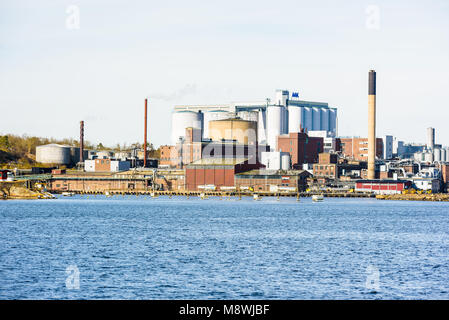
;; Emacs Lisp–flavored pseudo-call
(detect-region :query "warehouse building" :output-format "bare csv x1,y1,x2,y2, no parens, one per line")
235,170,311,192
185,158,263,191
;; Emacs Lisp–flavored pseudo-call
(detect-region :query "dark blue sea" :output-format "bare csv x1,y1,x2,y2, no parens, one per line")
0,195,448,299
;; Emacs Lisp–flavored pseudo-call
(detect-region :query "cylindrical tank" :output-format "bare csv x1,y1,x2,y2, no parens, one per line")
433,148,441,162
282,106,288,134
36,144,71,165
441,148,446,162
266,105,283,151
320,108,329,132
203,110,231,140
209,118,257,145
281,153,291,170
303,107,313,132
288,106,304,133
329,108,337,136
257,109,267,145
312,107,321,131
427,127,435,150
171,111,203,144
424,152,433,163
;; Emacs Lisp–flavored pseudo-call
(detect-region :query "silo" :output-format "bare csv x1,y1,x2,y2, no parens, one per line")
266,105,283,151
329,108,337,136
281,153,291,170
312,107,321,130
36,144,71,165
320,108,330,132
303,107,313,132
171,110,203,144
203,110,231,140
209,118,257,145
282,106,288,134
443,148,448,162
257,109,267,145
288,105,303,133
424,152,433,163
433,148,441,162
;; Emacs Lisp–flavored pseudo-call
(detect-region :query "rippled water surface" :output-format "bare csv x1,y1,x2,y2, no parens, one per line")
1,195,448,299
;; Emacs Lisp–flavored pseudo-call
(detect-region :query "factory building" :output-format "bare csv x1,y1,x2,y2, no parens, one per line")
277,131,324,168
338,137,383,161
235,170,311,192
382,135,393,160
355,179,412,195
84,159,130,172
185,158,263,191
308,130,340,153
170,89,337,151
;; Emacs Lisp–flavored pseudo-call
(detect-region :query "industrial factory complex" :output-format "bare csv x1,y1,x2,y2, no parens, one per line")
5,71,449,198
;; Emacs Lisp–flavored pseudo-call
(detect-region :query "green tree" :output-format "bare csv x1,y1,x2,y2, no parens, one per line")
96,142,106,150
0,135,10,151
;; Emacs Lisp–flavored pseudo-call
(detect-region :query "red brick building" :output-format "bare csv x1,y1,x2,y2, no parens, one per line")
185,158,263,191
338,137,383,161
277,132,323,168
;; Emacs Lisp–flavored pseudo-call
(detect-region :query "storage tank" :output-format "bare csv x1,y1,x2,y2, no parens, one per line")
320,108,330,132
203,110,231,140
171,111,203,144
424,152,433,163
433,148,441,162
237,110,258,122
443,148,448,162
288,105,304,133
329,108,337,136
281,153,291,170
36,144,71,165
257,109,267,145
282,106,288,134
303,107,313,132
266,105,283,151
209,118,257,145
312,107,321,130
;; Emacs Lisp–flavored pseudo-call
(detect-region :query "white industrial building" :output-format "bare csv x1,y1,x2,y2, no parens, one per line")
261,151,291,171
170,89,338,151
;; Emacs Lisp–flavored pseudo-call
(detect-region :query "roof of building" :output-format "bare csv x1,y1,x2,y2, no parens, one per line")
187,158,249,166
355,179,410,184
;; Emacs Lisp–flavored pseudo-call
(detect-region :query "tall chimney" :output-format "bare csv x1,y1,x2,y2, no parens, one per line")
143,98,148,168
80,120,84,163
368,70,376,179
427,127,435,150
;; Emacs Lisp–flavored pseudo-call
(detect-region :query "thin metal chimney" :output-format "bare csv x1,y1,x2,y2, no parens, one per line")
80,120,84,163
368,70,376,180
144,98,148,168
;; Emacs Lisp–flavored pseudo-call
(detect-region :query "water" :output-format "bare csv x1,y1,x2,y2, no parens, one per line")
0,195,448,299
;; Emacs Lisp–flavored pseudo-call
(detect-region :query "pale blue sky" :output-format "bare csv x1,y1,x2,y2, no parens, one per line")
1,0,448,147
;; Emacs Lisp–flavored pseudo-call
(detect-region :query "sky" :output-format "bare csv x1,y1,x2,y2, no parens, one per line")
1,0,448,148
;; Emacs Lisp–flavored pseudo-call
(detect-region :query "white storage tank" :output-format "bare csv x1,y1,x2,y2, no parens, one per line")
266,105,283,151
303,107,313,132
329,108,337,136
203,110,231,140
424,152,433,163
442,148,448,162
171,110,203,144
257,109,267,145
36,144,71,165
282,106,289,134
281,153,291,170
312,107,321,131
288,105,304,133
433,148,441,162
320,108,329,132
